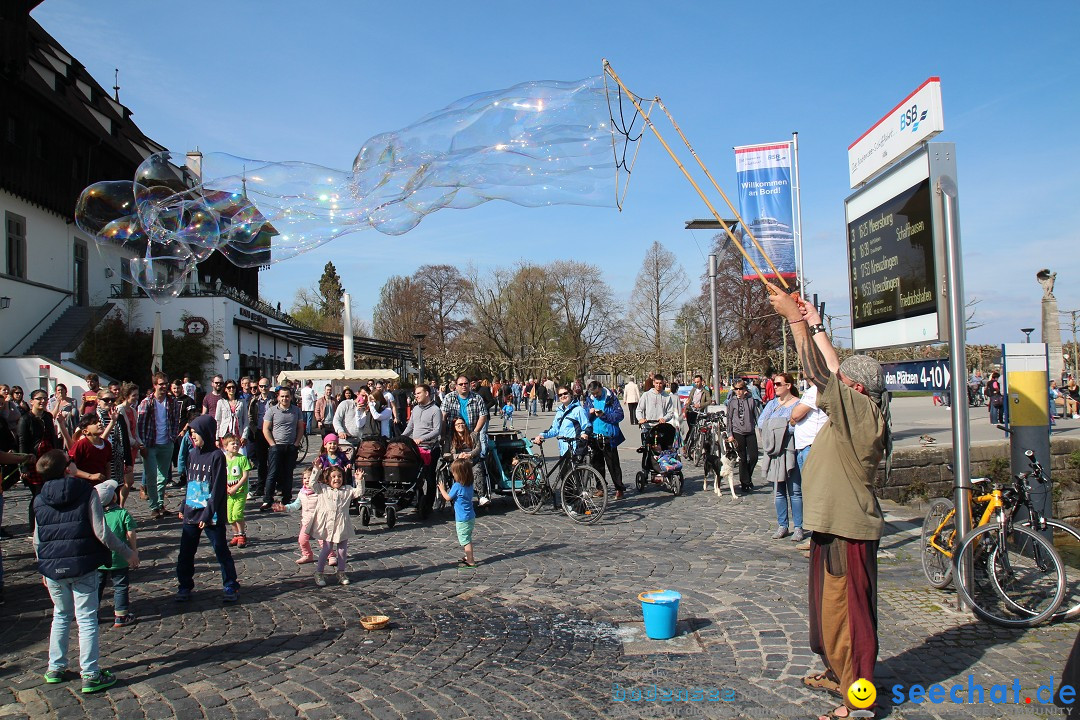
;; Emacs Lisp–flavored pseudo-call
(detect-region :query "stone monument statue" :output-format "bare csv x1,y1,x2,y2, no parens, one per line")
1038,269,1065,381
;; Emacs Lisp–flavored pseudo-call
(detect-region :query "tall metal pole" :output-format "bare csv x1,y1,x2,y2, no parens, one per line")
792,132,805,292
709,254,720,394
342,292,354,371
941,176,972,610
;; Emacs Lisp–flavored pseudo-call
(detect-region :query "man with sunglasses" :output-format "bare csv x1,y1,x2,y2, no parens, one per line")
201,375,225,418
724,380,761,493
436,375,488,517
246,379,273,500
136,373,183,520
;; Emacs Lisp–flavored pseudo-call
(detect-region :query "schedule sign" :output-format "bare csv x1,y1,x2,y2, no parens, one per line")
845,145,952,350
848,177,935,328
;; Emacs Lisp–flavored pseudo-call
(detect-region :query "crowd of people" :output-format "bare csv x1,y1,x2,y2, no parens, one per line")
2,342,1075,718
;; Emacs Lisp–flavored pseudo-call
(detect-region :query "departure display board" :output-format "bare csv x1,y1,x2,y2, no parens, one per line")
847,177,935,329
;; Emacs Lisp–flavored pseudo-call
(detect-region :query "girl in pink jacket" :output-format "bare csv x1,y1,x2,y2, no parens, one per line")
276,466,365,586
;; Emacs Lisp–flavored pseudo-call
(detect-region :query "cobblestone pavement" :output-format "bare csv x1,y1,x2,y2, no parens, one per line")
1,426,1077,719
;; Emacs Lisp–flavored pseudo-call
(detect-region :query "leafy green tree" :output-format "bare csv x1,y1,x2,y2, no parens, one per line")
76,315,213,386
318,262,345,320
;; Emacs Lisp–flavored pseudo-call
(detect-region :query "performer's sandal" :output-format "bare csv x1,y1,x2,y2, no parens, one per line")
802,672,842,697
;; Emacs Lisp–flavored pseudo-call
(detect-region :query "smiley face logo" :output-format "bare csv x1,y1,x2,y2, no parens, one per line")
847,678,876,709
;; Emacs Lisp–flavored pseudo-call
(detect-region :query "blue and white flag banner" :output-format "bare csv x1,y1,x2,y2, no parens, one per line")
733,142,797,281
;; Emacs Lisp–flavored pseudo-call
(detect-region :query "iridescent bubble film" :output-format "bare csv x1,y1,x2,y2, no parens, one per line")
75,75,630,302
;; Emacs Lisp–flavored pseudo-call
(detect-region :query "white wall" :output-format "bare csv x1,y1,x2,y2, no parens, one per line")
0,355,111,407
0,188,133,352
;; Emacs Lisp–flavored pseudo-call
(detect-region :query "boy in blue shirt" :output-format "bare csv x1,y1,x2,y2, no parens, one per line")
437,459,477,567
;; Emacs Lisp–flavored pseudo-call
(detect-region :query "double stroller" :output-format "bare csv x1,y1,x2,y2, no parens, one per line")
634,422,684,496
353,435,424,529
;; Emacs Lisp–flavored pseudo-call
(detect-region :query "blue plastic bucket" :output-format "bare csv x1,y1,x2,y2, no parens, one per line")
639,589,681,639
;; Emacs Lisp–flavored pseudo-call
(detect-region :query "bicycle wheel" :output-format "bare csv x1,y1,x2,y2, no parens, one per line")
954,523,1066,627
511,459,546,514
921,498,956,589
561,465,607,524
297,433,310,463
1015,518,1080,622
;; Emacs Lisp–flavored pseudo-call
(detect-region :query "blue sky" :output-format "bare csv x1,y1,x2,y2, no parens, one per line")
32,1,1080,347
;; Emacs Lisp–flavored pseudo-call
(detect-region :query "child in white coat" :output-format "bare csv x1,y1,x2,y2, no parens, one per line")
276,466,365,586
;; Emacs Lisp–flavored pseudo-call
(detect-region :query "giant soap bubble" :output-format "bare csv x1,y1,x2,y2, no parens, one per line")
76,75,638,302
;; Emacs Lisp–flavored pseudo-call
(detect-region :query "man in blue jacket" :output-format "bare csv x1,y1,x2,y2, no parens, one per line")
586,381,627,500
175,415,239,602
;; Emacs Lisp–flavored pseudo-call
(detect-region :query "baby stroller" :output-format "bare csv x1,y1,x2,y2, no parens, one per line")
634,422,684,495
380,436,424,528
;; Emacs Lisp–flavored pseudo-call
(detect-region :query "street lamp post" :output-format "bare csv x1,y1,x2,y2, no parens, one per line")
1021,327,1035,343
412,333,427,385
223,350,231,380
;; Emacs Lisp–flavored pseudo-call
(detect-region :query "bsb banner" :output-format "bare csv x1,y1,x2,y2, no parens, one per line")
733,142,797,281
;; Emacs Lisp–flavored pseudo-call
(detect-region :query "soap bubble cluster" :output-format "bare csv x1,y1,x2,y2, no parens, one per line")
75,75,626,302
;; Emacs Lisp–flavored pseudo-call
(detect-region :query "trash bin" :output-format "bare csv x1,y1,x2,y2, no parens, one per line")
638,589,681,639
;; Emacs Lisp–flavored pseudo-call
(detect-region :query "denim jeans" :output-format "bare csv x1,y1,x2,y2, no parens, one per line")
775,465,803,530
796,445,812,473
46,571,101,674
303,411,314,433
97,567,130,616
176,521,238,592
144,443,175,511
265,444,298,504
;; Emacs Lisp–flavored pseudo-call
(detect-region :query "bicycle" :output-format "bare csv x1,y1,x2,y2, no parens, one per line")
297,432,310,463
948,454,1066,627
995,450,1080,622
510,437,607,524
682,412,704,467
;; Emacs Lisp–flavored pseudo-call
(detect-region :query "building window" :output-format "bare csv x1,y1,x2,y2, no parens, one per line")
5,212,27,279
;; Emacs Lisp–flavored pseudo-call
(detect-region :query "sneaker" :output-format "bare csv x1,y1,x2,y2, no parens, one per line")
772,526,790,539
478,496,491,507
43,668,68,684
236,535,247,548
112,614,136,628
338,574,350,585
296,555,314,565
315,573,327,587
228,537,239,547
223,585,239,603
1074,414,1080,420
791,528,805,543
175,588,192,602
246,491,256,500
259,503,272,512
81,670,117,693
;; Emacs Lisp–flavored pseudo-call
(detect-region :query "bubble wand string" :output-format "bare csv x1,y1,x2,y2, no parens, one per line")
653,97,789,288
602,59,780,291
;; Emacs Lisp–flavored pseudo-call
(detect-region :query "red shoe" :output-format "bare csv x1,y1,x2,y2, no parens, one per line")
236,536,247,548
228,537,239,546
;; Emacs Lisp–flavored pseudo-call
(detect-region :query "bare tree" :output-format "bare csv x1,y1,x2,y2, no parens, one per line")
412,264,471,353
372,275,427,344
628,241,689,367
467,263,559,372
549,260,620,377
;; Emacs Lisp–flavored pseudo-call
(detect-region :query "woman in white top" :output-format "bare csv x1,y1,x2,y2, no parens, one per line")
364,389,394,437
215,380,249,444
